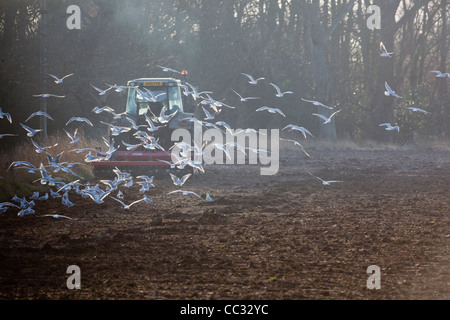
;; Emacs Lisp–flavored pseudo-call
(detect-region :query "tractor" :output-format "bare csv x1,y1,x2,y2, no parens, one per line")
91,76,197,178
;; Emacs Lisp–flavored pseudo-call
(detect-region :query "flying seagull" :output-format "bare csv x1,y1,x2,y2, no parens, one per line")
0,133,17,139
20,123,42,137
66,117,93,126
157,65,182,74
255,106,286,117
384,81,402,98
48,73,74,84
241,73,265,85
92,106,117,115
282,124,314,139
301,98,334,110
306,170,342,186
30,138,57,153
429,70,450,78
33,93,65,98
110,196,146,210
379,123,400,132
270,83,293,98
167,190,203,199
380,42,393,58
42,214,73,220
0,107,13,123
231,89,260,102
169,173,192,187
201,105,216,120
280,138,310,157
64,128,80,144
312,109,342,124
25,111,55,122
90,84,112,96
407,107,431,115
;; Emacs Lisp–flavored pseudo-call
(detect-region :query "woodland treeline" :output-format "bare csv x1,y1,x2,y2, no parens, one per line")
0,0,448,146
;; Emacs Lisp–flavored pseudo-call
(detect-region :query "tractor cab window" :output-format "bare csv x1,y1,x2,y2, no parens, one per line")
126,84,182,117
167,86,183,114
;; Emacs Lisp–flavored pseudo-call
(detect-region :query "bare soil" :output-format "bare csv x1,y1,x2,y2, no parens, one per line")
0,148,449,300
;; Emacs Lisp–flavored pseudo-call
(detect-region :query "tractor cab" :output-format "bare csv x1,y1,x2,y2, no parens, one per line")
91,76,197,178
125,78,194,130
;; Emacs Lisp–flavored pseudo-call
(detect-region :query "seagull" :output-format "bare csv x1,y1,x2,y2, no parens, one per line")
215,121,233,134
241,73,265,85
143,195,153,203
90,84,112,96
429,70,450,78
30,138,56,153
156,108,177,124
256,106,286,117
167,190,203,199
83,187,112,204
231,89,260,102
20,123,42,137
30,191,40,200
25,111,55,122
0,202,20,211
233,128,266,136
136,175,154,185
17,206,35,217
0,107,12,123
35,163,63,186
33,93,65,98
64,128,80,144
0,133,18,139
50,189,62,198
66,117,93,126
48,73,74,84
170,173,192,186
201,106,216,120
69,147,97,154
121,140,142,151
110,196,146,210
37,193,49,201
282,124,314,139
301,98,334,110
46,151,64,167
136,179,155,193
42,214,73,220
123,115,140,130
184,82,212,101
186,159,205,173
280,138,310,157
407,107,431,115
92,106,117,115
270,83,293,97
157,65,182,74
379,123,400,132
140,114,158,133
105,83,136,92
312,109,342,124
306,170,342,186
155,159,177,169
7,160,36,171
380,42,394,58
384,81,402,98
61,192,74,207
137,88,167,102
100,121,132,136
